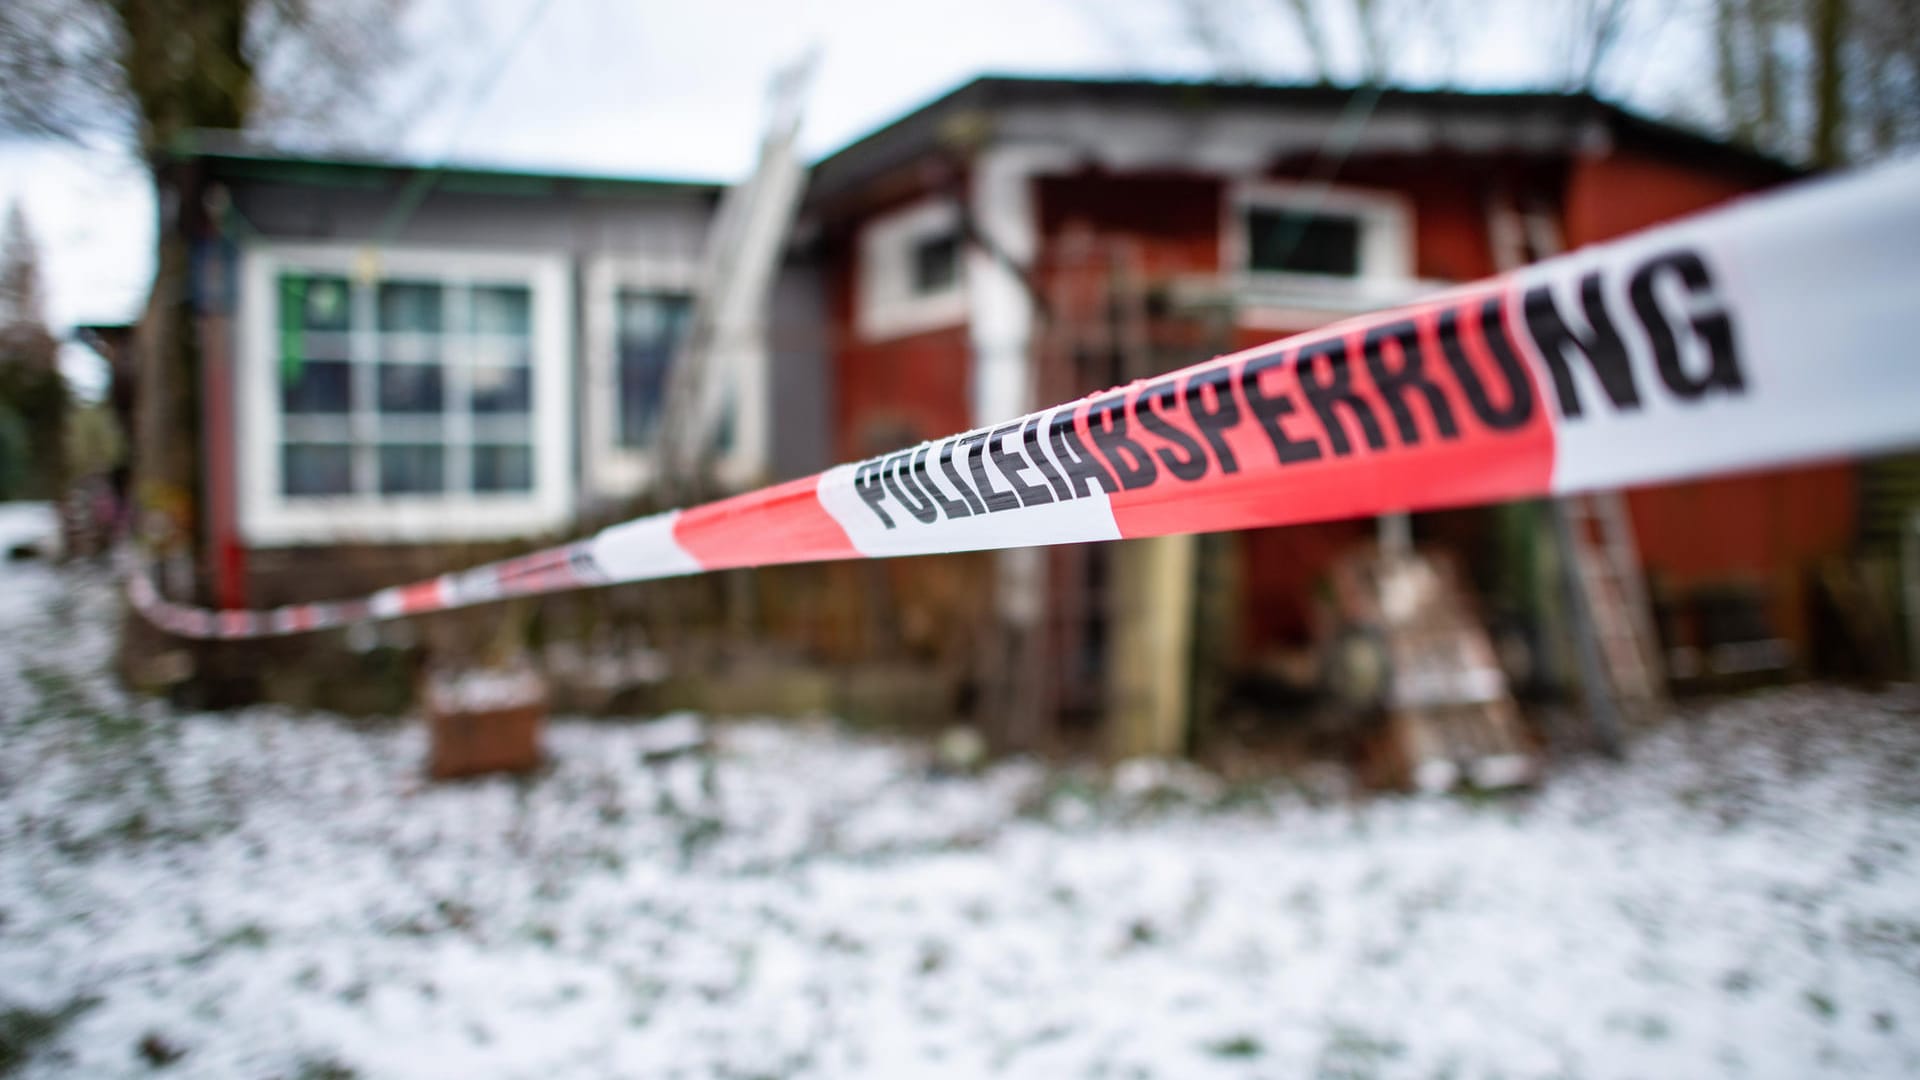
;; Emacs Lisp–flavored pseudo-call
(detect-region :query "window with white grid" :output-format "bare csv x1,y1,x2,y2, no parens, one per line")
241,245,571,544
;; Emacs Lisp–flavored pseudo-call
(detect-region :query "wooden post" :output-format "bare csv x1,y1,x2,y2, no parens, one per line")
1905,510,1920,679
1378,512,1412,558
993,546,1050,751
1107,533,1197,759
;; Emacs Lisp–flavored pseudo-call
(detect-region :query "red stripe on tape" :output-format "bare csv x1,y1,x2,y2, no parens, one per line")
1105,292,1557,538
673,474,859,570
397,581,444,614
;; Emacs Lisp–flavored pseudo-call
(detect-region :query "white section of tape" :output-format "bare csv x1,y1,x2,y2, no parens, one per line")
369,589,404,618
586,510,705,583
817,432,1123,559
1544,157,1920,494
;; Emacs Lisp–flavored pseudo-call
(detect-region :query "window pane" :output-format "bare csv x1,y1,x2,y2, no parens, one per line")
282,360,353,414
911,232,960,295
283,274,351,332
616,290,692,447
378,362,444,413
473,444,533,493
713,389,735,452
472,365,531,415
1246,208,1362,277
283,444,353,497
379,444,445,495
279,273,355,414
471,285,531,336
378,281,444,333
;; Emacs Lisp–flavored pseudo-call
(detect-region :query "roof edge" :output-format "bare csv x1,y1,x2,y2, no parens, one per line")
171,130,728,194
806,74,1804,201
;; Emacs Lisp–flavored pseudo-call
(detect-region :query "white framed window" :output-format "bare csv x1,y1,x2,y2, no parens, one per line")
582,252,763,501
1226,181,1419,320
857,197,969,341
237,243,573,545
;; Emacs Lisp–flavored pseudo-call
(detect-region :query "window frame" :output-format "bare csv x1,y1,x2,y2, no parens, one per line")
1224,180,1417,320
583,251,702,500
238,242,573,545
582,251,767,502
857,196,969,342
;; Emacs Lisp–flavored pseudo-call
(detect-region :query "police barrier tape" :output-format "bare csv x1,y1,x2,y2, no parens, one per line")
131,158,1920,640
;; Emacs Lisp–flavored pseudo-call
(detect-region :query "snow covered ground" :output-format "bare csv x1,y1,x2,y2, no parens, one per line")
3,503,1920,1079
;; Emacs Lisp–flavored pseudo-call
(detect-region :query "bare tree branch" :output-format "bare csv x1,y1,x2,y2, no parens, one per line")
1179,0,1264,79
1278,0,1339,80
0,0,126,139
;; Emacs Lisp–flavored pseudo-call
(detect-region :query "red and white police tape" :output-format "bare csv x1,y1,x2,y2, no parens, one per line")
131,158,1920,640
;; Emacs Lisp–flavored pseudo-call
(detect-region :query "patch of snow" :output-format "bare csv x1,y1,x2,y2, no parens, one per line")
425,667,546,712
0,500,56,553
2,553,1919,1077
629,712,708,761
1469,751,1536,790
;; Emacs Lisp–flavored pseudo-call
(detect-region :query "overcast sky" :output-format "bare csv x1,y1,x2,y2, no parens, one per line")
0,0,1705,395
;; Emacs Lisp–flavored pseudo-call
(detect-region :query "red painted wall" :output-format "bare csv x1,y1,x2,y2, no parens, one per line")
824,186,976,462
1563,150,1759,248
832,321,975,461
1626,465,1857,584
1036,172,1224,278
1567,149,1855,644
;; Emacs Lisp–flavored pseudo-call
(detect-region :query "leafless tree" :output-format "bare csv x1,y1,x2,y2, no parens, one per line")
0,203,68,499
0,0,419,624
1712,0,1918,165
0,203,49,343
1170,0,1466,84
0,0,413,155
1554,0,1637,91
1295,0,1454,84
1161,0,1914,164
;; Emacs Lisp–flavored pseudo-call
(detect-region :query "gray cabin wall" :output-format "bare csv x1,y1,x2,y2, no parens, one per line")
218,174,826,511
225,182,715,260
767,256,830,481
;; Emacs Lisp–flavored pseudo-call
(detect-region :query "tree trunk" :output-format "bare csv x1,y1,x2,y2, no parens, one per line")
119,161,214,695
131,164,204,583
1810,0,1850,166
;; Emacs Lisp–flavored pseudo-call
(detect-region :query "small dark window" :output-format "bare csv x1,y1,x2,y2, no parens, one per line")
1246,208,1363,277
911,232,960,295
615,290,693,448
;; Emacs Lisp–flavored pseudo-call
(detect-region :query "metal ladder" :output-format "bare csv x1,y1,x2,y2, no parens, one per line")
1491,194,1665,747
1558,491,1666,707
